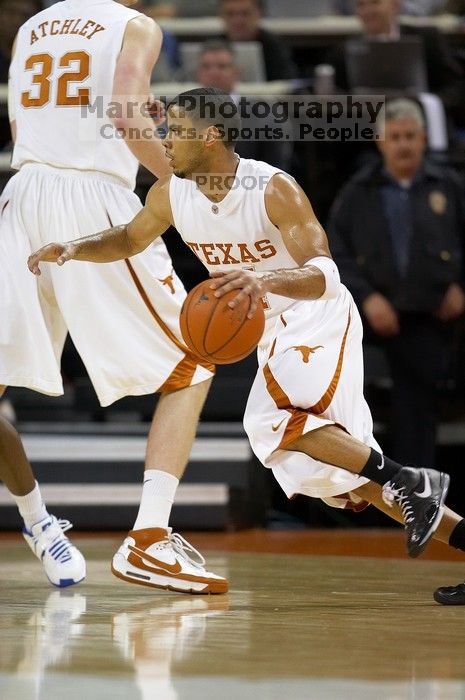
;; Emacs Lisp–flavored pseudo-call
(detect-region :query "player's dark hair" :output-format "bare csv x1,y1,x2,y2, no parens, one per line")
168,87,241,150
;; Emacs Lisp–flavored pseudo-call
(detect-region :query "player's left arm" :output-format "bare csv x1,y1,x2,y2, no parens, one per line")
111,15,170,178
211,173,339,316
28,176,173,275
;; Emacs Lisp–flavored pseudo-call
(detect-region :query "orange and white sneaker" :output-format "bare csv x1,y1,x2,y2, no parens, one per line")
111,527,228,594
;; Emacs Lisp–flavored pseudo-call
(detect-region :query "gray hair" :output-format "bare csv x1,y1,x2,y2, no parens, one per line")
377,98,426,135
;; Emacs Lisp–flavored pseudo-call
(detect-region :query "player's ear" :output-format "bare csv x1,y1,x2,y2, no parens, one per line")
205,125,222,148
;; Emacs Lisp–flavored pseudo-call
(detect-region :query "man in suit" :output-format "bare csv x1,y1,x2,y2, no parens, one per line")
195,41,293,170
218,0,297,81
327,98,465,468
328,0,463,121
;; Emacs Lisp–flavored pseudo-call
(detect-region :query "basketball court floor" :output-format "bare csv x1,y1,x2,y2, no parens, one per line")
1,530,465,700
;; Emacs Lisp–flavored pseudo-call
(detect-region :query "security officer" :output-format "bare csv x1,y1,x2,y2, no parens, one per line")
328,98,465,468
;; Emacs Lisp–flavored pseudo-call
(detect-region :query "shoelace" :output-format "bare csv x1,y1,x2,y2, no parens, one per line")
163,532,206,570
382,483,414,525
40,519,75,563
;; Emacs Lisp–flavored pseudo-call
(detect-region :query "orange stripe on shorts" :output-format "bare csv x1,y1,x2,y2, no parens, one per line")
263,311,351,449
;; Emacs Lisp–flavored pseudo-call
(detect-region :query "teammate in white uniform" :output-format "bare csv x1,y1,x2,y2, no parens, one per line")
30,87,464,570
0,6,226,593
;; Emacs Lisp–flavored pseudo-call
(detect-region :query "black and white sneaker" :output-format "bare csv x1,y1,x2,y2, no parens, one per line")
433,582,465,605
382,467,449,558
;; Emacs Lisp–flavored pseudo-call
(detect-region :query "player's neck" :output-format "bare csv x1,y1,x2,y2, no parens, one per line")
193,152,241,203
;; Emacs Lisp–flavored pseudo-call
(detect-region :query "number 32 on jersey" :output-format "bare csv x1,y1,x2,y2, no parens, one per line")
21,51,91,108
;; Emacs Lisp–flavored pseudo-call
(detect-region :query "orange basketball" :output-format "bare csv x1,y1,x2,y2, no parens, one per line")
180,279,265,364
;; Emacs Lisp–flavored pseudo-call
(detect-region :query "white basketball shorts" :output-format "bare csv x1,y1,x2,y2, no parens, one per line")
0,163,213,405
243,285,380,509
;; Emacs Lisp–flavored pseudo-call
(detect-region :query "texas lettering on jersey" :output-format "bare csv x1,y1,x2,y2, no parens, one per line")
29,18,106,44
185,239,277,266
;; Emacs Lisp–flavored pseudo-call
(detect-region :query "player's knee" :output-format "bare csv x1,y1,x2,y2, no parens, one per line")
0,386,7,398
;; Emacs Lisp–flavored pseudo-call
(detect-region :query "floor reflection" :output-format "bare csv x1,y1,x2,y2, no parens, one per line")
1,543,465,699
1,590,86,700
112,596,230,700
0,588,231,700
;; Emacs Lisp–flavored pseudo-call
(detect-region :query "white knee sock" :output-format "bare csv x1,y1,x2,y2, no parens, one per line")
133,469,179,531
11,481,48,531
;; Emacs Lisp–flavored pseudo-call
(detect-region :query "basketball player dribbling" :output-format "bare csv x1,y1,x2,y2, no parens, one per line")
0,5,227,593
29,88,465,593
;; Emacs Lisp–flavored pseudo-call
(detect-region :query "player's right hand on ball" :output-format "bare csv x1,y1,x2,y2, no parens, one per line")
28,242,77,276
210,269,265,319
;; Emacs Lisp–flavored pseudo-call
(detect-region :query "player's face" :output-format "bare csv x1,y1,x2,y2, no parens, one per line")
164,107,208,179
356,0,400,35
196,50,240,95
377,118,426,176
220,0,261,41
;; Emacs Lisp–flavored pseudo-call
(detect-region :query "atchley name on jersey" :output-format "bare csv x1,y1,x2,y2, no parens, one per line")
29,18,106,44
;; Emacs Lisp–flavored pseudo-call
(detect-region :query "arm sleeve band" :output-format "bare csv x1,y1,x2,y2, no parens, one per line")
304,256,341,300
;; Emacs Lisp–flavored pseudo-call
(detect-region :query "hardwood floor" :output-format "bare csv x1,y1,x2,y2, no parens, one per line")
0,533,464,699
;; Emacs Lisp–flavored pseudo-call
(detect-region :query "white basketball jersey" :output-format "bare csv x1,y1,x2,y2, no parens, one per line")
169,158,299,319
10,0,141,188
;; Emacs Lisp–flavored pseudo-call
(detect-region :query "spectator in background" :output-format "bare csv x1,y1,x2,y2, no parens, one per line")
149,28,181,81
328,0,463,123
135,1,177,18
402,0,447,13
196,41,241,94
327,98,465,468
136,4,181,81
338,0,447,14
334,1,355,13
445,0,465,12
219,0,297,80
195,41,293,170
139,0,218,16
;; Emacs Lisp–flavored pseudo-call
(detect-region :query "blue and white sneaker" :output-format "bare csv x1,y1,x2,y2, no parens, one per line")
23,515,86,587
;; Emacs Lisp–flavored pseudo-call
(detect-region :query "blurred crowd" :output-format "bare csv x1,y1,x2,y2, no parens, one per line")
2,0,465,471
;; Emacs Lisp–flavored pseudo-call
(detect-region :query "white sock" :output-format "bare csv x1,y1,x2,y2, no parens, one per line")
133,469,179,530
11,481,49,531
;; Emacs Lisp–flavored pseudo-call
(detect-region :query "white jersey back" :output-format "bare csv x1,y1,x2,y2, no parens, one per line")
169,158,299,319
10,0,141,188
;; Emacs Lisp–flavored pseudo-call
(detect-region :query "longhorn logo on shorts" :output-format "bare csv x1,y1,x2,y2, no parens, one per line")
158,270,175,294
292,345,324,363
